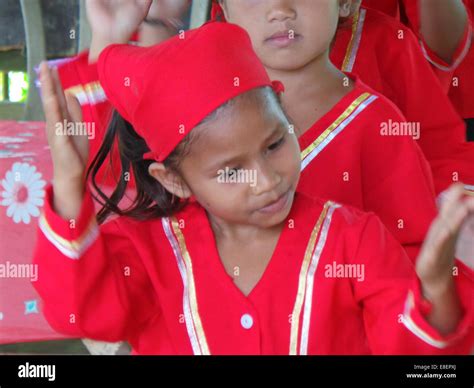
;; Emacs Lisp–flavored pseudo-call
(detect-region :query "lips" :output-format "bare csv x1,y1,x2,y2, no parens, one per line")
258,189,292,214
265,30,301,48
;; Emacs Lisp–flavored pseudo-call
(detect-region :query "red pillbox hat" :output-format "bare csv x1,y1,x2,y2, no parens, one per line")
97,22,276,162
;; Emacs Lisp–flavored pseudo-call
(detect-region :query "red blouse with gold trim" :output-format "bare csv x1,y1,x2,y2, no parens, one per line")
32,186,473,355
331,7,474,195
297,75,437,262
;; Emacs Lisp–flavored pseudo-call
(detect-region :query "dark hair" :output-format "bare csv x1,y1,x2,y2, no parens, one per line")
87,86,284,224
86,111,194,224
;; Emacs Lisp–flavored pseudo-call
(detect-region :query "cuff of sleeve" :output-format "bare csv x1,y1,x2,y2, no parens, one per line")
402,277,473,349
57,51,106,107
420,22,473,72
38,185,99,260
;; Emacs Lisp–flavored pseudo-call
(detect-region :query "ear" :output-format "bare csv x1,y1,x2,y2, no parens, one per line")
338,0,352,18
148,162,192,199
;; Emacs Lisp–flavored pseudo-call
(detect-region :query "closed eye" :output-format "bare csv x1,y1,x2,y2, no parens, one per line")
268,135,285,151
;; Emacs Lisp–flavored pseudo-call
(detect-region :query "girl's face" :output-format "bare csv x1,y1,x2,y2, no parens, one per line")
220,0,350,71
178,90,301,228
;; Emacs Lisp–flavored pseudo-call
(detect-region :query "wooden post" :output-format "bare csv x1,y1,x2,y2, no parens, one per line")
78,0,92,52
1,72,8,101
20,0,46,121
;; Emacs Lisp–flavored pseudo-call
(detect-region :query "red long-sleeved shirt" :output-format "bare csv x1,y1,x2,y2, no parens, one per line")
297,76,438,262
33,186,474,354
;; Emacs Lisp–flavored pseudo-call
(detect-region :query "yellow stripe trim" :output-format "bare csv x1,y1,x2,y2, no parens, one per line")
39,213,98,253
289,201,333,355
342,9,360,71
171,218,211,355
301,93,371,161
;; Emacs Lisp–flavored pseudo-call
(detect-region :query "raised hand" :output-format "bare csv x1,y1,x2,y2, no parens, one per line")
416,183,474,334
40,62,89,220
87,0,153,61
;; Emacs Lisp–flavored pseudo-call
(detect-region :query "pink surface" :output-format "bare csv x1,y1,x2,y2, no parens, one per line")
0,120,70,344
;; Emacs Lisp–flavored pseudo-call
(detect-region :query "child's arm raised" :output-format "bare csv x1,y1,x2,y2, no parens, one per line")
347,189,473,354
415,183,474,335
34,63,156,342
40,62,88,220
418,0,469,65
87,0,153,62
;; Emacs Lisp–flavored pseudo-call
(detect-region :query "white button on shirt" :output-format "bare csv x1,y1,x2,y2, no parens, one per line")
240,314,254,329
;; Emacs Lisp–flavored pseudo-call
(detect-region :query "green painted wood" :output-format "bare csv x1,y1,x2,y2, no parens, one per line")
20,0,46,121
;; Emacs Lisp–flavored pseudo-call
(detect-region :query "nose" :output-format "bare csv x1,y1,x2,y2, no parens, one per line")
251,158,282,197
267,0,297,23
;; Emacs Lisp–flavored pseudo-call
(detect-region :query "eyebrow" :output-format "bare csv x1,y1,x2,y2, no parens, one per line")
206,123,286,172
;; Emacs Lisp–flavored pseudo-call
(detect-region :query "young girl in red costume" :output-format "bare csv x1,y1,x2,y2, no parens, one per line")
34,18,474,354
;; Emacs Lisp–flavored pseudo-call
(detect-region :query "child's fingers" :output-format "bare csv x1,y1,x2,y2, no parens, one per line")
39,62,63,146
65,93,83,124
51,67,70,121
439,183,465,217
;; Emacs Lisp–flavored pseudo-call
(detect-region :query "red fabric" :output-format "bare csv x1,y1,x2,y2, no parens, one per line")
330,7,474,194
402,0,474,103
97,22,273,162
362,0,400,18
0,121,67,344
362,0,474,118
297,76,438,263
32,186,474,354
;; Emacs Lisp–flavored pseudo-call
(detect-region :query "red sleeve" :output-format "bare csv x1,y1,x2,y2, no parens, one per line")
348,213,474,354
401,0,473,92
376,22,474,194
55,51,126,188
32,185,157,342
360,97,438,262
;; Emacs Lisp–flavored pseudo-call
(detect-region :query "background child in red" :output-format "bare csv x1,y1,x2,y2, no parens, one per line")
329,2,474,194
214,0,442,262
363,0,474,140
34,20,473,354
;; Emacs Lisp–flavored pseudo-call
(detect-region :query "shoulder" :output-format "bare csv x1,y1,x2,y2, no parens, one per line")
294,191,377,231
361,6,415,37
347,77,407,123
104,201,204,239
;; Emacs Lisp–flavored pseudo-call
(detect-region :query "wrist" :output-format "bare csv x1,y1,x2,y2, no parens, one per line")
89,34,131,63
421,277,456,303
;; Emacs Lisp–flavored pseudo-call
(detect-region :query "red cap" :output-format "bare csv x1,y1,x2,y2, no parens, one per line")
98,22,276,162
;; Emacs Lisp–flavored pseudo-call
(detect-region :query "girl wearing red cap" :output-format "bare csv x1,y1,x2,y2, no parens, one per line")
34,20,473,354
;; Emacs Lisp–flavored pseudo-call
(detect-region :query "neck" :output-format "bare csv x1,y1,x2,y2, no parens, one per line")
207,212,284,244
265,51,352,134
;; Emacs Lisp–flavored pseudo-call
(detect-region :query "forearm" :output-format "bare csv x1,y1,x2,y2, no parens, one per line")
419,0,468,63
